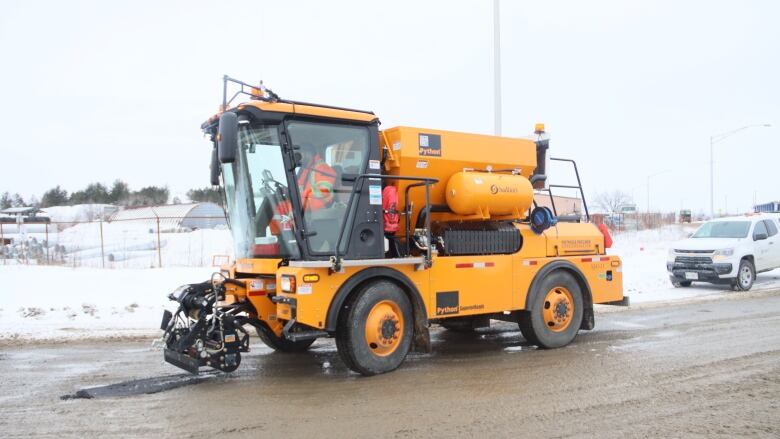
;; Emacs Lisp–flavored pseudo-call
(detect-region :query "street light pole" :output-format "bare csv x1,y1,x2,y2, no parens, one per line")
709,124,771,218
493,0,502,136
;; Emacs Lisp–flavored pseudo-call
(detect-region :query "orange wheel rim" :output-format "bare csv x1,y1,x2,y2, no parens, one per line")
364,300,404,357
542,286,574,332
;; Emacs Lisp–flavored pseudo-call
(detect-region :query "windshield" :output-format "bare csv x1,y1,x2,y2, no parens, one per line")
692,221,750,239
222,124,301,259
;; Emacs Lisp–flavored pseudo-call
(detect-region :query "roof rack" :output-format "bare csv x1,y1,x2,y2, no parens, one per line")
221,75,374,115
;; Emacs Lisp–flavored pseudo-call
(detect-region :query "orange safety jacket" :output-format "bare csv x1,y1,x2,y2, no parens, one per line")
297,154,336,211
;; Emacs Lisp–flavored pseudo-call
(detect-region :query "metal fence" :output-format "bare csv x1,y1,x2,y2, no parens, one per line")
589,212,680,233
0,216,233,269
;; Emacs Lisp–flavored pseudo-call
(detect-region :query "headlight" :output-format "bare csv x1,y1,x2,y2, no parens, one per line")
713,248,734,261
667,248,676,258
280,275,296,293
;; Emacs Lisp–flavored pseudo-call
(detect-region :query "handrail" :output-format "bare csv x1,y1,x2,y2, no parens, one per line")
332,174,438,271
546,157,590,222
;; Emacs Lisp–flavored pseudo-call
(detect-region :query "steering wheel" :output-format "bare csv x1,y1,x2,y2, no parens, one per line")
261,169,287,199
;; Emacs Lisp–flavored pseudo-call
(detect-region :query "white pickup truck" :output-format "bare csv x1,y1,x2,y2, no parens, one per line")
667,214,780,291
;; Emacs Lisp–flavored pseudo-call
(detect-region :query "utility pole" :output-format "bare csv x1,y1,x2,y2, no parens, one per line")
493,0,502,136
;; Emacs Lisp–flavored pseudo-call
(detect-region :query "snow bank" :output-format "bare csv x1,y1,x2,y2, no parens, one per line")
0,265,217,342
57,223,233,268
41,204,116,224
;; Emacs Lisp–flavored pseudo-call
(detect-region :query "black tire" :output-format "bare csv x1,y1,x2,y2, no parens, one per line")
518,271,584,349
731,259,755,291
335,280,413,376
670,277,693,288
255,325,315,353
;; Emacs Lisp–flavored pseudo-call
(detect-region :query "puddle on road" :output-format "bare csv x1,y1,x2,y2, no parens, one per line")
60,371,225,400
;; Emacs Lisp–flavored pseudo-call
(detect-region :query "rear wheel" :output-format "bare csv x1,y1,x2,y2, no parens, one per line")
519,271,584,348
336,280,412,376
731,259,755,291
255,325,315,353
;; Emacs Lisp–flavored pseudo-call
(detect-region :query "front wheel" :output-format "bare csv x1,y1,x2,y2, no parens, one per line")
336,280,413,376
519,271,584,348
731,259,755,291
670,277,693,288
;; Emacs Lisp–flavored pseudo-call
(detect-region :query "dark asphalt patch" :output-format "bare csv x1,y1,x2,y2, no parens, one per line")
61,371,225,399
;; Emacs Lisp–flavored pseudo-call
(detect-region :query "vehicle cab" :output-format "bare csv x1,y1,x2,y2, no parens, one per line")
666,214,780,290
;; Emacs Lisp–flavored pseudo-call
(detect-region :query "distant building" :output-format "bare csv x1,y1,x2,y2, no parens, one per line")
0,206,50,222
0,207,52,245
754,201,780,213
109,202,227,231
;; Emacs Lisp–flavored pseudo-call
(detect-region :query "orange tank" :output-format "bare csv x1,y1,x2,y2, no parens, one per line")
445,171,534,218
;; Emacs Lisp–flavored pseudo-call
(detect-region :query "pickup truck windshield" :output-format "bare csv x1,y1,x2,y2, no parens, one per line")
692,221,750,239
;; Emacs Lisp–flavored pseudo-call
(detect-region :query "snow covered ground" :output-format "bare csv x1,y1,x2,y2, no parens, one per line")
2,224,779,343
0,266,217,342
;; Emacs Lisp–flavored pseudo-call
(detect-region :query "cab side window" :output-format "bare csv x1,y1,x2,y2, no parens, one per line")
753,220,768,240
764,219,778,237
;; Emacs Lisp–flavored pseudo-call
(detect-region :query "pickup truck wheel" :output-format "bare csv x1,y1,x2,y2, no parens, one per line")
255,325,315,352
732,259,755,291
670,277,692,288
519,271,583,349
335,280,412,376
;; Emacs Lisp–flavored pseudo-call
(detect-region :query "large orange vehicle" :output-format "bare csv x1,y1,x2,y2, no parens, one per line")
160,76,627,376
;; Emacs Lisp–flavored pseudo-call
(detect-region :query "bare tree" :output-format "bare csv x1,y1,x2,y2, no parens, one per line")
594,190,633,214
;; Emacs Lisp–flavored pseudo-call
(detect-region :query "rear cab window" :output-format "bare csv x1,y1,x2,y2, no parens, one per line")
764,219,778,237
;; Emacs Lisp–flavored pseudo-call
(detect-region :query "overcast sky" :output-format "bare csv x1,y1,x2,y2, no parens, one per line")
1,0,778,214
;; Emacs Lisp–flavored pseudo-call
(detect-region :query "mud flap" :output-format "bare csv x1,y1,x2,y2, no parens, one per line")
412,309,431,353
164,348,201,375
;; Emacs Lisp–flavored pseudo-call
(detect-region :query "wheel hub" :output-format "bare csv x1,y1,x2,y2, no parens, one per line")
364,299,404,357
380,318,399,340
542,287,575,332
554,301,569,320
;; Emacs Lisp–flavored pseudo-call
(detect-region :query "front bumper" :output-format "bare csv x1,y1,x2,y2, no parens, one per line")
667,259,734,283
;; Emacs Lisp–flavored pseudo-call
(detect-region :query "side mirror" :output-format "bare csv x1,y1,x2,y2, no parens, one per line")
218,112,238,164
754,232,768,241
210,147,220,186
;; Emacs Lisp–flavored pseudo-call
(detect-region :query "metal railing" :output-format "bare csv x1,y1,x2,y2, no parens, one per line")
333,174,438,270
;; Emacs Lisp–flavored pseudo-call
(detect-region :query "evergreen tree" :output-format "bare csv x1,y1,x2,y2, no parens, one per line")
11,193,25,207
83,182,111,204
0,192,11,209
40,186,69,207
109,180,130,205
187,187,223,206
129,186,169,206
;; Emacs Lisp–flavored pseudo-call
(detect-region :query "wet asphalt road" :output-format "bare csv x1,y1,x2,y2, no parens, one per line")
2,290,779,438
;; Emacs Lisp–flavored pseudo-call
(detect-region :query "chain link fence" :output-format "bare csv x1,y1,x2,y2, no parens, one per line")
0,216,233,268
590,212,680,233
